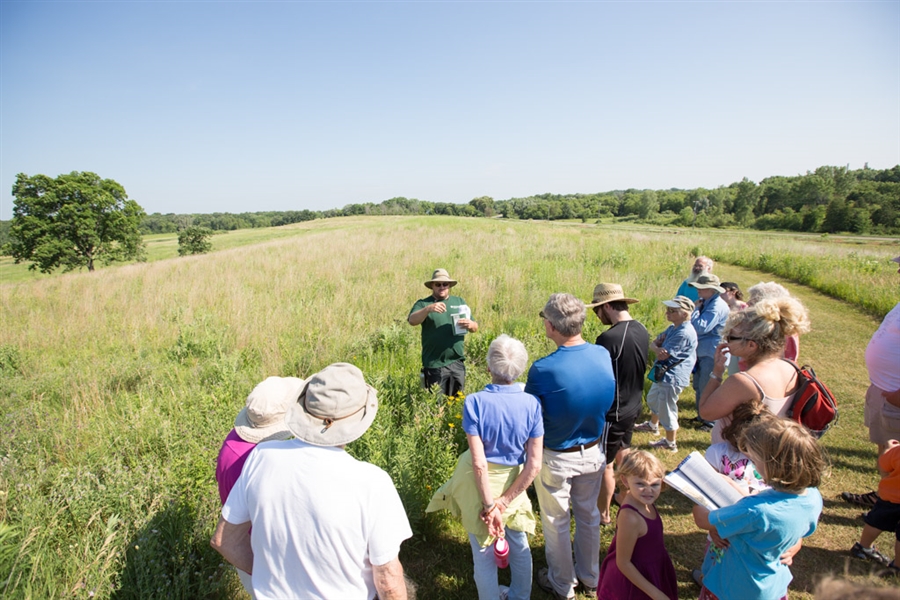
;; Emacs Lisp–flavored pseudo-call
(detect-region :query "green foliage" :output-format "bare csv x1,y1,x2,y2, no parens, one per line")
10,172,146,273
176,227,213,256
0,345,21,376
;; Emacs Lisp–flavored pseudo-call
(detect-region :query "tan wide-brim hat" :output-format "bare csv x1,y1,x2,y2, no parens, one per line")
425,268,458,289
662,295,695,313
689,274,725,293
585,283,639,308
284,363,378,447
234,376,306,444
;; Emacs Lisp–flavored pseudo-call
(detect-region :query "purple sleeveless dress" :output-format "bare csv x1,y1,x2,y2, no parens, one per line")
597,503,678,600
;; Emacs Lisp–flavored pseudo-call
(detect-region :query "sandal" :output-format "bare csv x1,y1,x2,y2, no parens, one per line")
841,490,880,507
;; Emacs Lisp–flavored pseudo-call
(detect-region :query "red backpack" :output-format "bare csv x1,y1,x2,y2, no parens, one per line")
783,359,838,438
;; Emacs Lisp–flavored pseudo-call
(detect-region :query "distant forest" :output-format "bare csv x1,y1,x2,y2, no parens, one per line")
139,164,900,236
2,165,899,249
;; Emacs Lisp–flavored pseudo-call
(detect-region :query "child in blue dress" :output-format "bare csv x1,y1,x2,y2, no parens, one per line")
693,416,826,600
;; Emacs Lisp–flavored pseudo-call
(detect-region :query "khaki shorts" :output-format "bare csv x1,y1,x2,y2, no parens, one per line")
864,384,900,445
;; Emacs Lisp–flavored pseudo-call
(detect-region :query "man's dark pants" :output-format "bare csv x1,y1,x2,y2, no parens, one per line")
423,359,466,397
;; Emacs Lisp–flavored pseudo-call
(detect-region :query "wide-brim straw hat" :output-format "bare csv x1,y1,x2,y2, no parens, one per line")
689,274,725,293
234,376,306,444
425,268,458,289
285,363,378,447
585,283,639,308
662,295,695,313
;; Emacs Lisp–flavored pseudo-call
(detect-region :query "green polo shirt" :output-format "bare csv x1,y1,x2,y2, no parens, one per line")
409,294,469,368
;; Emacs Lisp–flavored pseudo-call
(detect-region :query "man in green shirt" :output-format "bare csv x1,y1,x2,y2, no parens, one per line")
408,268,478,396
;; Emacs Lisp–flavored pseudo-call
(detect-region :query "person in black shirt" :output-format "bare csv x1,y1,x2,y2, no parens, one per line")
586,283,650,526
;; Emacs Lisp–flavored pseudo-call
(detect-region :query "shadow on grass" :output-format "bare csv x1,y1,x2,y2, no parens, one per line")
789,543,899,594
111,497,227,600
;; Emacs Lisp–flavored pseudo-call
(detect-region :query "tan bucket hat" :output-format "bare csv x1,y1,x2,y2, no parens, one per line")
662,295,695,313
688,274,725,293
234,376,306,444
425,268,458,289
284,363,378,447
585,283,639,308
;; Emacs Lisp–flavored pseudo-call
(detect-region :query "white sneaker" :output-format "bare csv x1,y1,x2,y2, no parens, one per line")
499,585,509,600
650,438,677,452
634,421,660,435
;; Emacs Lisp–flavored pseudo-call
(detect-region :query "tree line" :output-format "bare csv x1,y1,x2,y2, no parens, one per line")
138,164,900,236
3,164,898,274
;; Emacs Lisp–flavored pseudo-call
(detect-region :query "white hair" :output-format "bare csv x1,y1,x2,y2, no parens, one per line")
747,281,790,306
487,334,529,383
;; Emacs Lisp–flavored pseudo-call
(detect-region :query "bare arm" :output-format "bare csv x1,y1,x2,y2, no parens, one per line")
615,509,670,600
698,344,758,421
692,505,729,549
373,557,407,600
780,539,802,566
468,435,493,509
456,318,479,333
407,302,445,326
210,516,253,574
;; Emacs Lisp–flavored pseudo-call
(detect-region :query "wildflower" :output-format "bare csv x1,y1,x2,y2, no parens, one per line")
448,423,455,428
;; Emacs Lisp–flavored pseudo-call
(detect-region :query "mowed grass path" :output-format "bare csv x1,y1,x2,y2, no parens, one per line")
0,216,897,598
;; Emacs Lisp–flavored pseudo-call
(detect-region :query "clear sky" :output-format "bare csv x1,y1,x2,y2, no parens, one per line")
1,1,898,220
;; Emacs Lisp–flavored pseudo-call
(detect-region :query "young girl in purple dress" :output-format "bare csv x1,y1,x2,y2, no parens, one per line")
597,450,678,600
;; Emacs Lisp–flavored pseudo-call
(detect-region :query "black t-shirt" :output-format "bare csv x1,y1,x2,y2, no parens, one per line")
596,319,650,422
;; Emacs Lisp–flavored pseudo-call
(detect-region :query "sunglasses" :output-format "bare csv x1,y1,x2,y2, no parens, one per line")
726,335,749,342
433,282,451,288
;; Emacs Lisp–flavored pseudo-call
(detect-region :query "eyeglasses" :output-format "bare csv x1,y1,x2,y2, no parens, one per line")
433,282,451,288
726,335,749,343
665,308,679,313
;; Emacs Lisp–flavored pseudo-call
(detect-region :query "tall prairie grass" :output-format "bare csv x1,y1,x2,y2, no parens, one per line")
0,216,896,598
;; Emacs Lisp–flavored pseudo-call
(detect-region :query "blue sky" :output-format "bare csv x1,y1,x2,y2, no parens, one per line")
1,1,898,219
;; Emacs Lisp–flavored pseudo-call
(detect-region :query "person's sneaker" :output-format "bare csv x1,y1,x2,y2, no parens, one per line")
698,422,713,432
576,579,597,599
650,438,677,452
536,567,574,600
499,585,510,600
850,542,892,566
882,562,900,577
841,490,880,507
634,421,659,435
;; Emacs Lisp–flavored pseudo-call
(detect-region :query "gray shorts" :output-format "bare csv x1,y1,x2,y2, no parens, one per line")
865,384,900,445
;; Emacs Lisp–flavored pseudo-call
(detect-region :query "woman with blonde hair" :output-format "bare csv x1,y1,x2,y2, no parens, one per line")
699,296,811,445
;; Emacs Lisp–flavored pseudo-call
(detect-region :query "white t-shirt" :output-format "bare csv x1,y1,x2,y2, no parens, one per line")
866,302,900,393
222,440,413,600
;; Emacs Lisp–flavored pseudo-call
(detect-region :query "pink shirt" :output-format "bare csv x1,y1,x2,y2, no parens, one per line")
216,428,257,505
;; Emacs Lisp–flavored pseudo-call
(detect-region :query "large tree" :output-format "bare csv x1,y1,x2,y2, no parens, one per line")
11,171,146,273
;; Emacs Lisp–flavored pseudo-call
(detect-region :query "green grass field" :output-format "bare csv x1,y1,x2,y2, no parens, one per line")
1,216,898,598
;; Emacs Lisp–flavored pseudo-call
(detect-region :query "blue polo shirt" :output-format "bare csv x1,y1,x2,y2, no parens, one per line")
525,343,615,451
691,294,730,358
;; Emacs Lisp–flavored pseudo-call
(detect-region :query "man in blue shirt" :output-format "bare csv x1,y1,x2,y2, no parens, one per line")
689,274,730,430
526,293,615,600
675,255,715,303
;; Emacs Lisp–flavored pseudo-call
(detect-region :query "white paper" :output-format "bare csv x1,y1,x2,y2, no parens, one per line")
664,451,744,510
452,305,471,335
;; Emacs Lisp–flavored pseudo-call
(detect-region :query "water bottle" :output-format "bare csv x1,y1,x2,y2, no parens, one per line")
493,536,509,568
